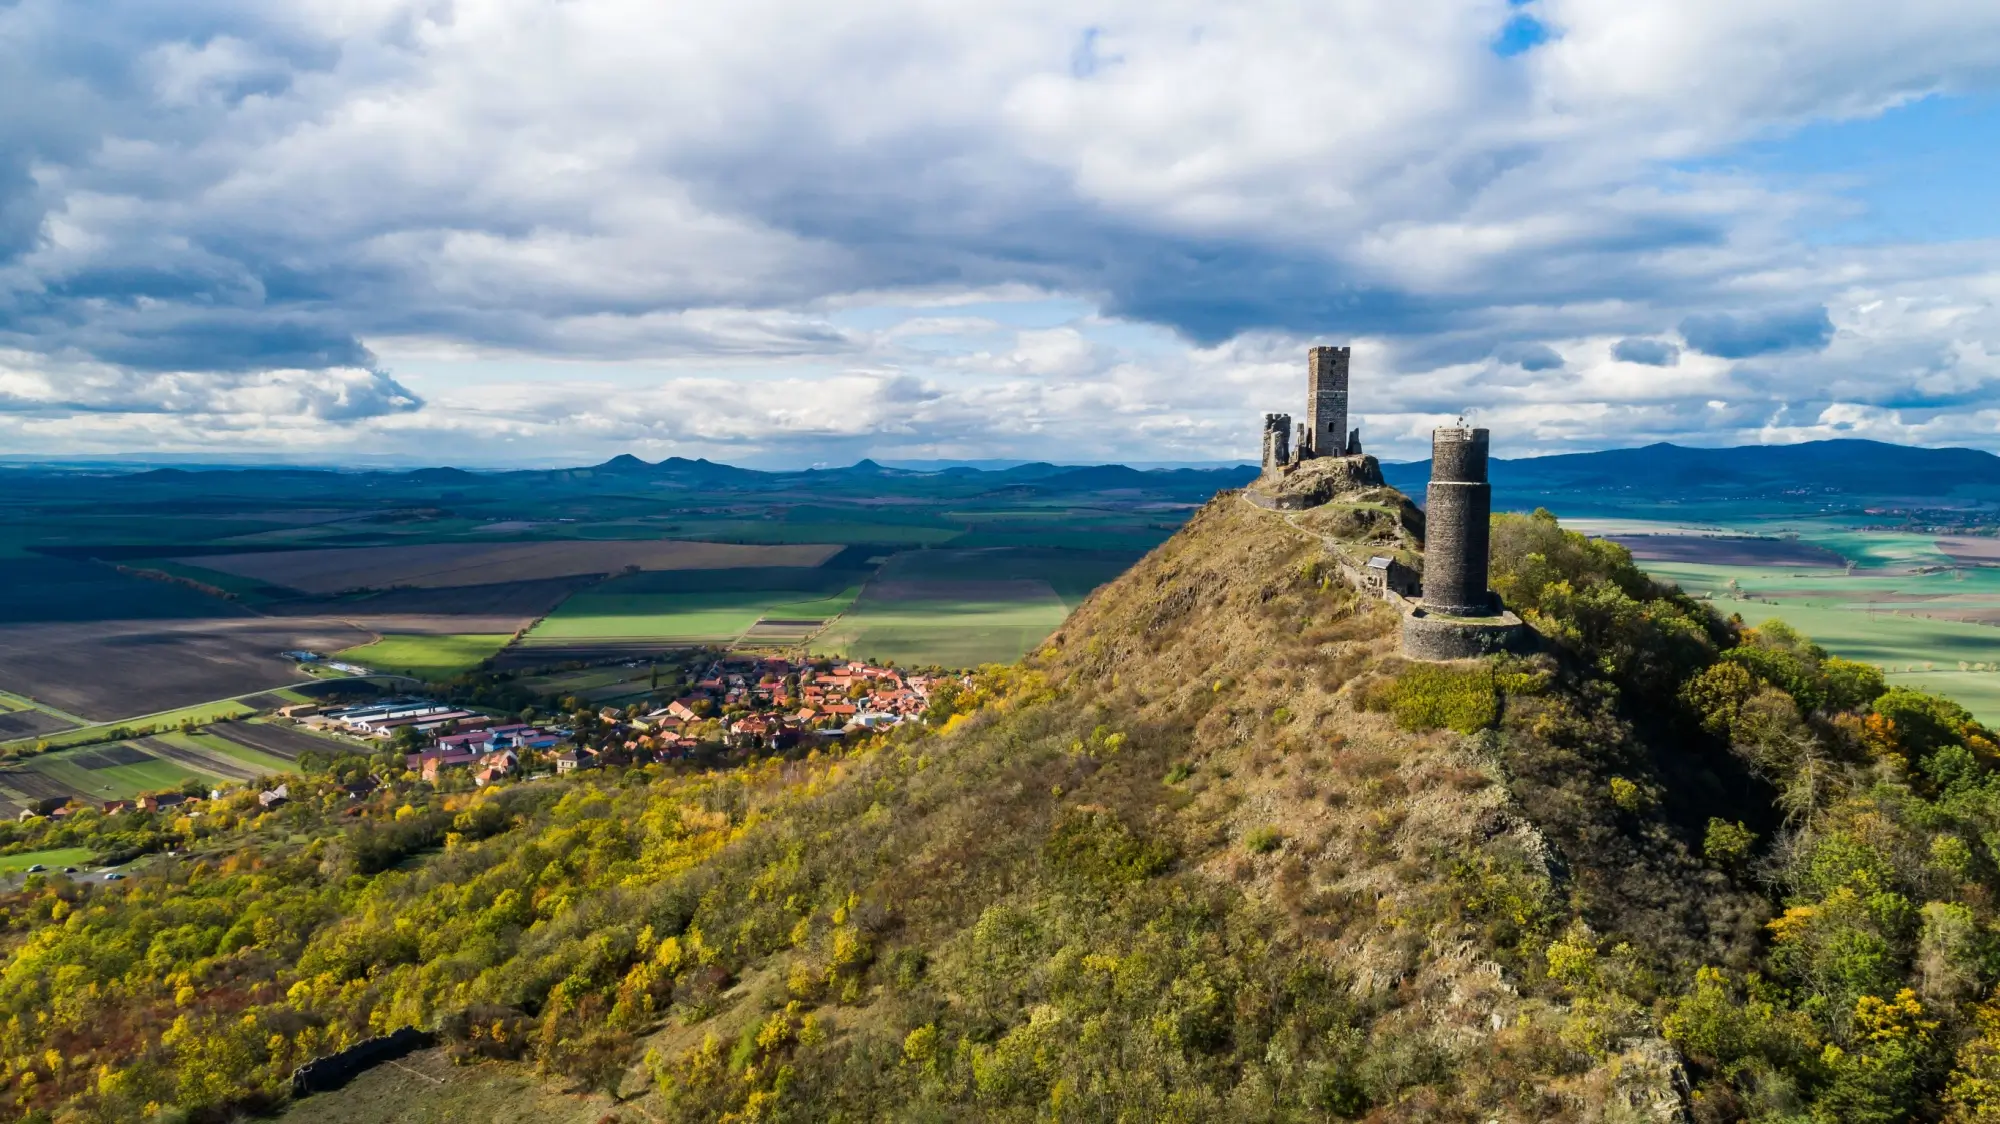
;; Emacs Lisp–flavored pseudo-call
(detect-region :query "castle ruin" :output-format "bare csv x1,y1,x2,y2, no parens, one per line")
1400,424,1528,660
1306,345,1356,459
1249,347,1527,660
1419,426,1493,617
1261,413,1291,470
1260,346,1361,472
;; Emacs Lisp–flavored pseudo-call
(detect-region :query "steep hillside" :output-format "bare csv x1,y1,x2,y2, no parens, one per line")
12,482,2000,1123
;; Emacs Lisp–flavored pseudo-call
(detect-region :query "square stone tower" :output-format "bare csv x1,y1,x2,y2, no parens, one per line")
1306,346,1350,457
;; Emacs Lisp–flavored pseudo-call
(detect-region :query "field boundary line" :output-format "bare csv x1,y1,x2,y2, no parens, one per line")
0,690,89,727
0,674,424,752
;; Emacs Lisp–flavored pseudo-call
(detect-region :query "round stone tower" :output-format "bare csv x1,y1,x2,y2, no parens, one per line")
1422,426,1493,617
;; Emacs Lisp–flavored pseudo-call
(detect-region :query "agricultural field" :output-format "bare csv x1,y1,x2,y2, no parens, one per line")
807,547,1138,667
259,576,592,629
514,665,662,705
0,457,1243,721
174,540,840,594
0,557,238,624
874,546,1141,607
205,718,368,762
0,725,299,815
5,700,264,754
0,617,372,723
521,587,860,646
812,580,1070,667
1599,522,2000,723
506,562,870,663
0,692,76,740
333,633,517,680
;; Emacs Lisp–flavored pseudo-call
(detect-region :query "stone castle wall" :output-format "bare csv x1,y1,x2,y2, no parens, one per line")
292,1026,437,1096
1423,426,1492,617
1401,607,1529,661
1262,412,1292,470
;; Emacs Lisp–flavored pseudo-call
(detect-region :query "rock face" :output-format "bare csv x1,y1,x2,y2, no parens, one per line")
1246,453,1386,510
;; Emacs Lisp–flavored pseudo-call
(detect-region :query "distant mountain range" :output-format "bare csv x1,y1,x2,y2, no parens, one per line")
79,454,1263,493
1378,438,2000,510
14,438,2000,510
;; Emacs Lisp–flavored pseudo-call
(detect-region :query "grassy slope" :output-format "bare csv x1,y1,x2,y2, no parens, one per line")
304,488,1751,1121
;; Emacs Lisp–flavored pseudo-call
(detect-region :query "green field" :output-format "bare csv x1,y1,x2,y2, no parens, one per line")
1636,551,2000,724
871,547,1139,608
0,848,96,874
171,730,296,775
334,633,515,679
525,587,861,644
25,751,200,802
813,586,1070,668
667,520,963,546
4,699,260,752
0,689,86,727
0,726,299,812
516,666,661,703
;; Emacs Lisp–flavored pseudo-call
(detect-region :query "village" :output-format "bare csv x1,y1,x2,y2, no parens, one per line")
274,653,944,789
5,653,946,837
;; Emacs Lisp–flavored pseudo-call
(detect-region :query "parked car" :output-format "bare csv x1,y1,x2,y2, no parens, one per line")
61,867,76,873
103,873,124,881
25,865,44,873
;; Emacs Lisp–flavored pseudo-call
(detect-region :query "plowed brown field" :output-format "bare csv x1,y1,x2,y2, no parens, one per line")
0,618,373,721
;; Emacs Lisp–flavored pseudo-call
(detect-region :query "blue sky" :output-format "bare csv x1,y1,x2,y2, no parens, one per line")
2,0,2000,468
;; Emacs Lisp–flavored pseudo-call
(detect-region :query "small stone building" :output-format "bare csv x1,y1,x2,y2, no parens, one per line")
1361,555,1420,598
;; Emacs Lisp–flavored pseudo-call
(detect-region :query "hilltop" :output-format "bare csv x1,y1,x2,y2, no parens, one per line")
8,470,2000,1123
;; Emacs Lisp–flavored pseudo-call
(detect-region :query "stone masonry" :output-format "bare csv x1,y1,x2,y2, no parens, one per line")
1401,424,1529,660
1262,412,1292,470
1306,345,1351,457
1422,426,1493,617
1248,349,1529,660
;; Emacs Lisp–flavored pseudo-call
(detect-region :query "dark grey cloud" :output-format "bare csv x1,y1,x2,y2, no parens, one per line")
1679,306,1835,359
1495,343,1565,371
1613,337,1680,366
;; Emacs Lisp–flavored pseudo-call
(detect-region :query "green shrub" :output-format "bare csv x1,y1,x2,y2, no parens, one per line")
1043,808,1174,888
1244,827,1284,854
1704,818,1756,868
1388,665,1498,734
1608,777,1649,813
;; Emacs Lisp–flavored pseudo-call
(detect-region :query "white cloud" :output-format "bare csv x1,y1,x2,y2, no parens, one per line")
2,0,2000,464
